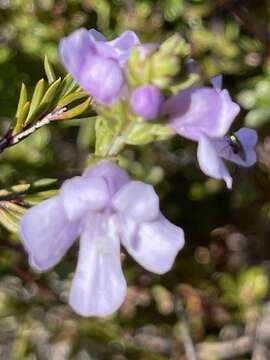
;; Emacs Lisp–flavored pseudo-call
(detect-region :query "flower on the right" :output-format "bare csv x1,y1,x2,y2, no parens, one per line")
163,75,257,188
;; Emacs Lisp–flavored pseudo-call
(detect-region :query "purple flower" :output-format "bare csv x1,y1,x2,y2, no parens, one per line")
130,85,163,120
59,28,140,106
163,76,257,187
20,161,184,317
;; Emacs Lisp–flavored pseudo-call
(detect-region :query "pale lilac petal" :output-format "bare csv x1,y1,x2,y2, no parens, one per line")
119,214,184,274
108,31,140,65
215,89,240,137
235,127,258,147
59,28,94,82
88,29,106,42
213,127,257,167
197,135,232,189
60,176,110,221
165,88,223,141
211,75,222,91
79,55,124,105
69,214,127,317
112,181,159,223
87,29,139,64
164,86,240,141
20,196,80,272
83,161,129,196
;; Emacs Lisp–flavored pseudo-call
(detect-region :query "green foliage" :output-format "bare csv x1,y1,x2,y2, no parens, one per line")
238,65,270,128
0,1,270,359
219,267,268,317
11,58,92,138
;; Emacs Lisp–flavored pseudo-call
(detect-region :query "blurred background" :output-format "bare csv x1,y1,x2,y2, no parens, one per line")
1,0,270,359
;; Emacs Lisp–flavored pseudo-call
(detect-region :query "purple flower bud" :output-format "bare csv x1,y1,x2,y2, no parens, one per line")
130,85,163,120
59,28,140,106
20,161,184,317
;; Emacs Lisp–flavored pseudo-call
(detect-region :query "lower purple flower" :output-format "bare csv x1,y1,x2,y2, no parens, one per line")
20,161,184,317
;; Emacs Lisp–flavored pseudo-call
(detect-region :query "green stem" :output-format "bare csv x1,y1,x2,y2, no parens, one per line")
105,122,135,157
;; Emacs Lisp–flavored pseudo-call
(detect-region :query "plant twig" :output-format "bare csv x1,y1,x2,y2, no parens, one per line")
175,297,198,360
0,107,66,154
12,265,64,304
197,335,253,359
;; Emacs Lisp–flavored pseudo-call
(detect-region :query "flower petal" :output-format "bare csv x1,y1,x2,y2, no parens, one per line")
210,75,222,91
112,181,159,223
214,89,240,138
79,55,124,105
119,214,184,274
235,127,258,147
20,196,80,272
69,214,127,317
165,87,223,141
197,135,232,189
164,86,239,141
83,161,129,197
108,31,140,65
212,128,257,167
60,176,110,221
88,29,106,42
59,28,94,82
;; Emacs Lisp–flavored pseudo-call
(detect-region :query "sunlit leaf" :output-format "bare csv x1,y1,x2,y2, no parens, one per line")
25,79,46,124
57,91,88,107
44,55,56,84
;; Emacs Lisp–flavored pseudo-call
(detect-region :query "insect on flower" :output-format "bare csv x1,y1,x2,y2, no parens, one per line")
227,133,247,161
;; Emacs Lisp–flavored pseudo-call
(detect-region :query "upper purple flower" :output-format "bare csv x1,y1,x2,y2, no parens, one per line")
59,28,140,106
130,85,163,120
20,161,184,317
163,76,257,188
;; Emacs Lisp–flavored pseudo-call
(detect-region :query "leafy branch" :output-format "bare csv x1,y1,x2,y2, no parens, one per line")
0,56,92,154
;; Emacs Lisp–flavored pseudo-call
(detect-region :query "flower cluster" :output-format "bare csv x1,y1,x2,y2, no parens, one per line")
60,29,257,188
19,28,258,318
20,161,184,317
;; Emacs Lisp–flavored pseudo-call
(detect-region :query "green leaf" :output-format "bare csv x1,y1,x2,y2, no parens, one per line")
26,189,58,205
57,98,91,119
15,83,28,118
13,101,30,134
95,116,114,156
0,206,20,233
57,91,88,107
160,34,188,56
126,123,174,145
245,107,270,127
40,77,61,107
32,178,57,187
11,184,31,193
2,201,26,217
58,73,78,98
44,55,56,84
23,102,49,125
25,79,46,124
